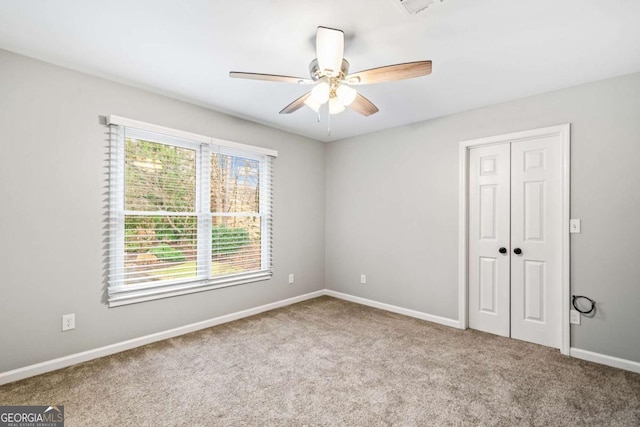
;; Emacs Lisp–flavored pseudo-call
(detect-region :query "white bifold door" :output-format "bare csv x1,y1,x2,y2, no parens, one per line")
468,135,562,349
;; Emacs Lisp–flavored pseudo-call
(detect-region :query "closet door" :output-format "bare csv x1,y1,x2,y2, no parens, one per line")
468,143,511,337
510,137,562,348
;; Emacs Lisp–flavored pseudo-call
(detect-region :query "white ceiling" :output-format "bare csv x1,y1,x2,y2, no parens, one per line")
1,0,639,142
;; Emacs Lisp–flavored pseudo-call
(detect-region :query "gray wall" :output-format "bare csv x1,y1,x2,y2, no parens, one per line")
2,46,639,374
0,49,326,373
326,72,640,363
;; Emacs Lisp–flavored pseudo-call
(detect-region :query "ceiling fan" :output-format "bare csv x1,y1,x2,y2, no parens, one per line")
229,26,432,117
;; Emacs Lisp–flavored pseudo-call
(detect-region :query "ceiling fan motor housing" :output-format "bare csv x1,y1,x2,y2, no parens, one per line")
309,58,350,81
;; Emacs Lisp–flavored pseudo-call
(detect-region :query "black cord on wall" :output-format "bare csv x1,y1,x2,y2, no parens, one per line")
572,295,596,314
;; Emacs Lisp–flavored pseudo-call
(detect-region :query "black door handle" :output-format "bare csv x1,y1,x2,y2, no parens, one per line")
499,247,507,254
514,248,522,255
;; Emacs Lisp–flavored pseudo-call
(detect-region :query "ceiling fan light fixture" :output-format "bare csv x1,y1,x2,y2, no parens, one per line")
329,97,346,115
303,96,322,113
310,80,330,104
336,84,357,106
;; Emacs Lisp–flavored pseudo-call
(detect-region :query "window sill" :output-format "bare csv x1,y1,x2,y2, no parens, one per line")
107,271,272,307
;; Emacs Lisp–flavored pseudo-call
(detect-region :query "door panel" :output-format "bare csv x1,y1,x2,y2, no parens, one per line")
511,137,562,348
480,185,497,239
523,260,545,321
469,144,510,337
524,181,544,241
479,257,497,313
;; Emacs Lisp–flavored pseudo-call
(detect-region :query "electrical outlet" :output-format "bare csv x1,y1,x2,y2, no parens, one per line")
62,314,75,331
570,309,581,325
288,273,294,284
360,274,366,284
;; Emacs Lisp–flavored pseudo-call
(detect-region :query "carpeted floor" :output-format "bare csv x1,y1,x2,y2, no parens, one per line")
1,296,639,426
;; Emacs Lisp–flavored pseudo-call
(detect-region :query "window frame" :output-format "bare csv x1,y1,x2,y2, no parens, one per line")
107,115,277,307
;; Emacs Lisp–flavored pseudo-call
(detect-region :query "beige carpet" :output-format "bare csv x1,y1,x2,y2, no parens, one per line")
1,296,639,426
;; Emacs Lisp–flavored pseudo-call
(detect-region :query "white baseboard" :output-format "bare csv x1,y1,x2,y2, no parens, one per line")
570,347,640,374
0,290,324,386
324,290,461,329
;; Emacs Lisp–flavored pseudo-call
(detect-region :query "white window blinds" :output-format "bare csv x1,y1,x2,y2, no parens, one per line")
107,116,276,307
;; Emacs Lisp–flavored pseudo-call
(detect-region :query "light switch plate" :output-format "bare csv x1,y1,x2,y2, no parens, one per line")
570,219,581,233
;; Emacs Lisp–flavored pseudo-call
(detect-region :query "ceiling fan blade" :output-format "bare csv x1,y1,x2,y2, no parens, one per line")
349,93,379,116
316,26,344,76
279,92,312,114
345,60,432,85
229,72,313,85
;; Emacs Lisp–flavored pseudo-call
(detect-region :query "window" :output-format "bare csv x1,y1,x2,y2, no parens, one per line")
107,116,276,306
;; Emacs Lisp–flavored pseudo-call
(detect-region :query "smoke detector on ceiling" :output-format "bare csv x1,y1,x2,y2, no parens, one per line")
395,0,442,15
